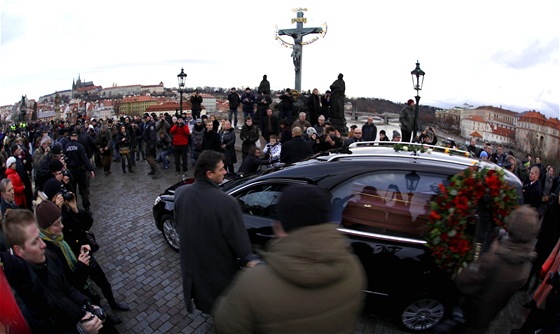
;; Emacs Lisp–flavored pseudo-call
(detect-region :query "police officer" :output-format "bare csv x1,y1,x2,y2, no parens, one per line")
64,130,95,213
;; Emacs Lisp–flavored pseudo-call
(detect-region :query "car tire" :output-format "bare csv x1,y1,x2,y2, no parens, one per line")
396,295,446,332
161,214,180,252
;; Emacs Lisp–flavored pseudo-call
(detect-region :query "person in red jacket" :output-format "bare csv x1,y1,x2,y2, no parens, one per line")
4,157,25,208
170,117,191,175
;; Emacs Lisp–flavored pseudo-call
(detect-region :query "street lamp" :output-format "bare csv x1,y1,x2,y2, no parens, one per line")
177,68,187,116
410,60,425,141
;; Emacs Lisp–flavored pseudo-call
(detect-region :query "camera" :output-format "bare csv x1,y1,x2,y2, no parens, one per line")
82,301,106,322
58,185,75,201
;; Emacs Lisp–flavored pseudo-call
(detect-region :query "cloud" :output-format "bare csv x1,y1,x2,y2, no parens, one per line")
492,38,559,70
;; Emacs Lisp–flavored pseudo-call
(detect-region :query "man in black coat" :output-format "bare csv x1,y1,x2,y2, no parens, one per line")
523,166,543,212
261,108,280,142
280,127,313,164
175,150,258,314
227,88,241,128
203,120,222,152
361,116,377,142
64,131,95,212
238,147,269,175
143,114,159,176
190,90,203,120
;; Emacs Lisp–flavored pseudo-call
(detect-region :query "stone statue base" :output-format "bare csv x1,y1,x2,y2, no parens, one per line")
329,116,348,137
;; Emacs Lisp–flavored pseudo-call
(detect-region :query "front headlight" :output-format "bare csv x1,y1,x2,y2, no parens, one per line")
154,196,161,207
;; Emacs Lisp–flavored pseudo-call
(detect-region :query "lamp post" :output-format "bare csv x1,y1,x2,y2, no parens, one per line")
177,68,187,116
410,61,425,141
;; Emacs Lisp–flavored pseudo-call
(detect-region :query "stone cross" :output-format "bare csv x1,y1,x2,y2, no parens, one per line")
277,9,323,92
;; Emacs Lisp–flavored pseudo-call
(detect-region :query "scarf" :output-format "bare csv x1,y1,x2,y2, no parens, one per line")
40,229,98,298
40,230,77,271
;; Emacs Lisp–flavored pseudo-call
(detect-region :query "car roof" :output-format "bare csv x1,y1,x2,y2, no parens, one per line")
230,142,521,192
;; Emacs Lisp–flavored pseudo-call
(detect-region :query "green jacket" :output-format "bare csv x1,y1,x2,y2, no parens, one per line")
214,223,366,334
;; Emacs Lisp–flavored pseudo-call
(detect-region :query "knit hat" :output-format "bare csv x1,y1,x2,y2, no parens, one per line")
480,151,488,159
505,205,539,243
43,179,63,201
35,200,61,229
277,184,332,233
407,99,414,106
392,130,401,139
6,157,16,168
49,159,64,173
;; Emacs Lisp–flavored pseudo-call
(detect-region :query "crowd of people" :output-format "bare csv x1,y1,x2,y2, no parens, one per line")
0,90,559,332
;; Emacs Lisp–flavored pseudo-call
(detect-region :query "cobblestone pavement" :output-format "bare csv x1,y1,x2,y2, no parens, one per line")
87,137,532,333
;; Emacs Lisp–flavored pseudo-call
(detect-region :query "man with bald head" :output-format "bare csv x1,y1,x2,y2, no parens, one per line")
280,127,313,164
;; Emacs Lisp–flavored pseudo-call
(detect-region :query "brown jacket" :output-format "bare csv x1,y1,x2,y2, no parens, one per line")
455,239,536,333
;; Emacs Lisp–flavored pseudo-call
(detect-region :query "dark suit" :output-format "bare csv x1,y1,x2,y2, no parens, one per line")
175,177,255,313
280,136,313,165
523,180,542,210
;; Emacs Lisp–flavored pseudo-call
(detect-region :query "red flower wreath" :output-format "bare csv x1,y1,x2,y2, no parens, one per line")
426,165,519,277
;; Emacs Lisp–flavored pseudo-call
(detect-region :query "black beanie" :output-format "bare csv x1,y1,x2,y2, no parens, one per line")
49,159,64,173
35,200,61,229
277,184,332,233
51,143,63,155
43,179,63,201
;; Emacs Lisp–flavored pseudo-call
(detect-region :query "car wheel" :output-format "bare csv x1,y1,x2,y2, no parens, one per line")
397,296,446,332
161,214,180,252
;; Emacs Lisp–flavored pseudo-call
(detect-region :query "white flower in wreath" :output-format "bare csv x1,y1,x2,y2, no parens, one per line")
402,146,409,151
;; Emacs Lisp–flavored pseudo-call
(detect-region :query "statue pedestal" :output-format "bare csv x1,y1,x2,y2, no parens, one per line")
330,117,348,137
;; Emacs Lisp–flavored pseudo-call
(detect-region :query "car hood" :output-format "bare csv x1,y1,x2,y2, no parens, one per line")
264,224,355,288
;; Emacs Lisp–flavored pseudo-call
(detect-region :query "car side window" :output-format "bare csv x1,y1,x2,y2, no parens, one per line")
331,171,449,238
234,184,285,218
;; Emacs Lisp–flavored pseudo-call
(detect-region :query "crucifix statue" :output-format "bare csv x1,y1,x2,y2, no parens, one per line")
277,8,325,92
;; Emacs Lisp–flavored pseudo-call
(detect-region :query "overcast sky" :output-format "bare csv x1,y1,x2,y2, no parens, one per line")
1,0,558,119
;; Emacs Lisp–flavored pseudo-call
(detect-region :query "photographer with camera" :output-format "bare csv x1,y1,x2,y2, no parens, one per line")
241,88,256,122
417,126,438,145
277,89,295,123
36,200,125,330
43,158,75,199
170,117,190,175
1,209,106,333
311,126,342,154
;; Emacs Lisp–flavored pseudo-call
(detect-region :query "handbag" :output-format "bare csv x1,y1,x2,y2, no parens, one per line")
119,146,130,154
85,231,100,253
